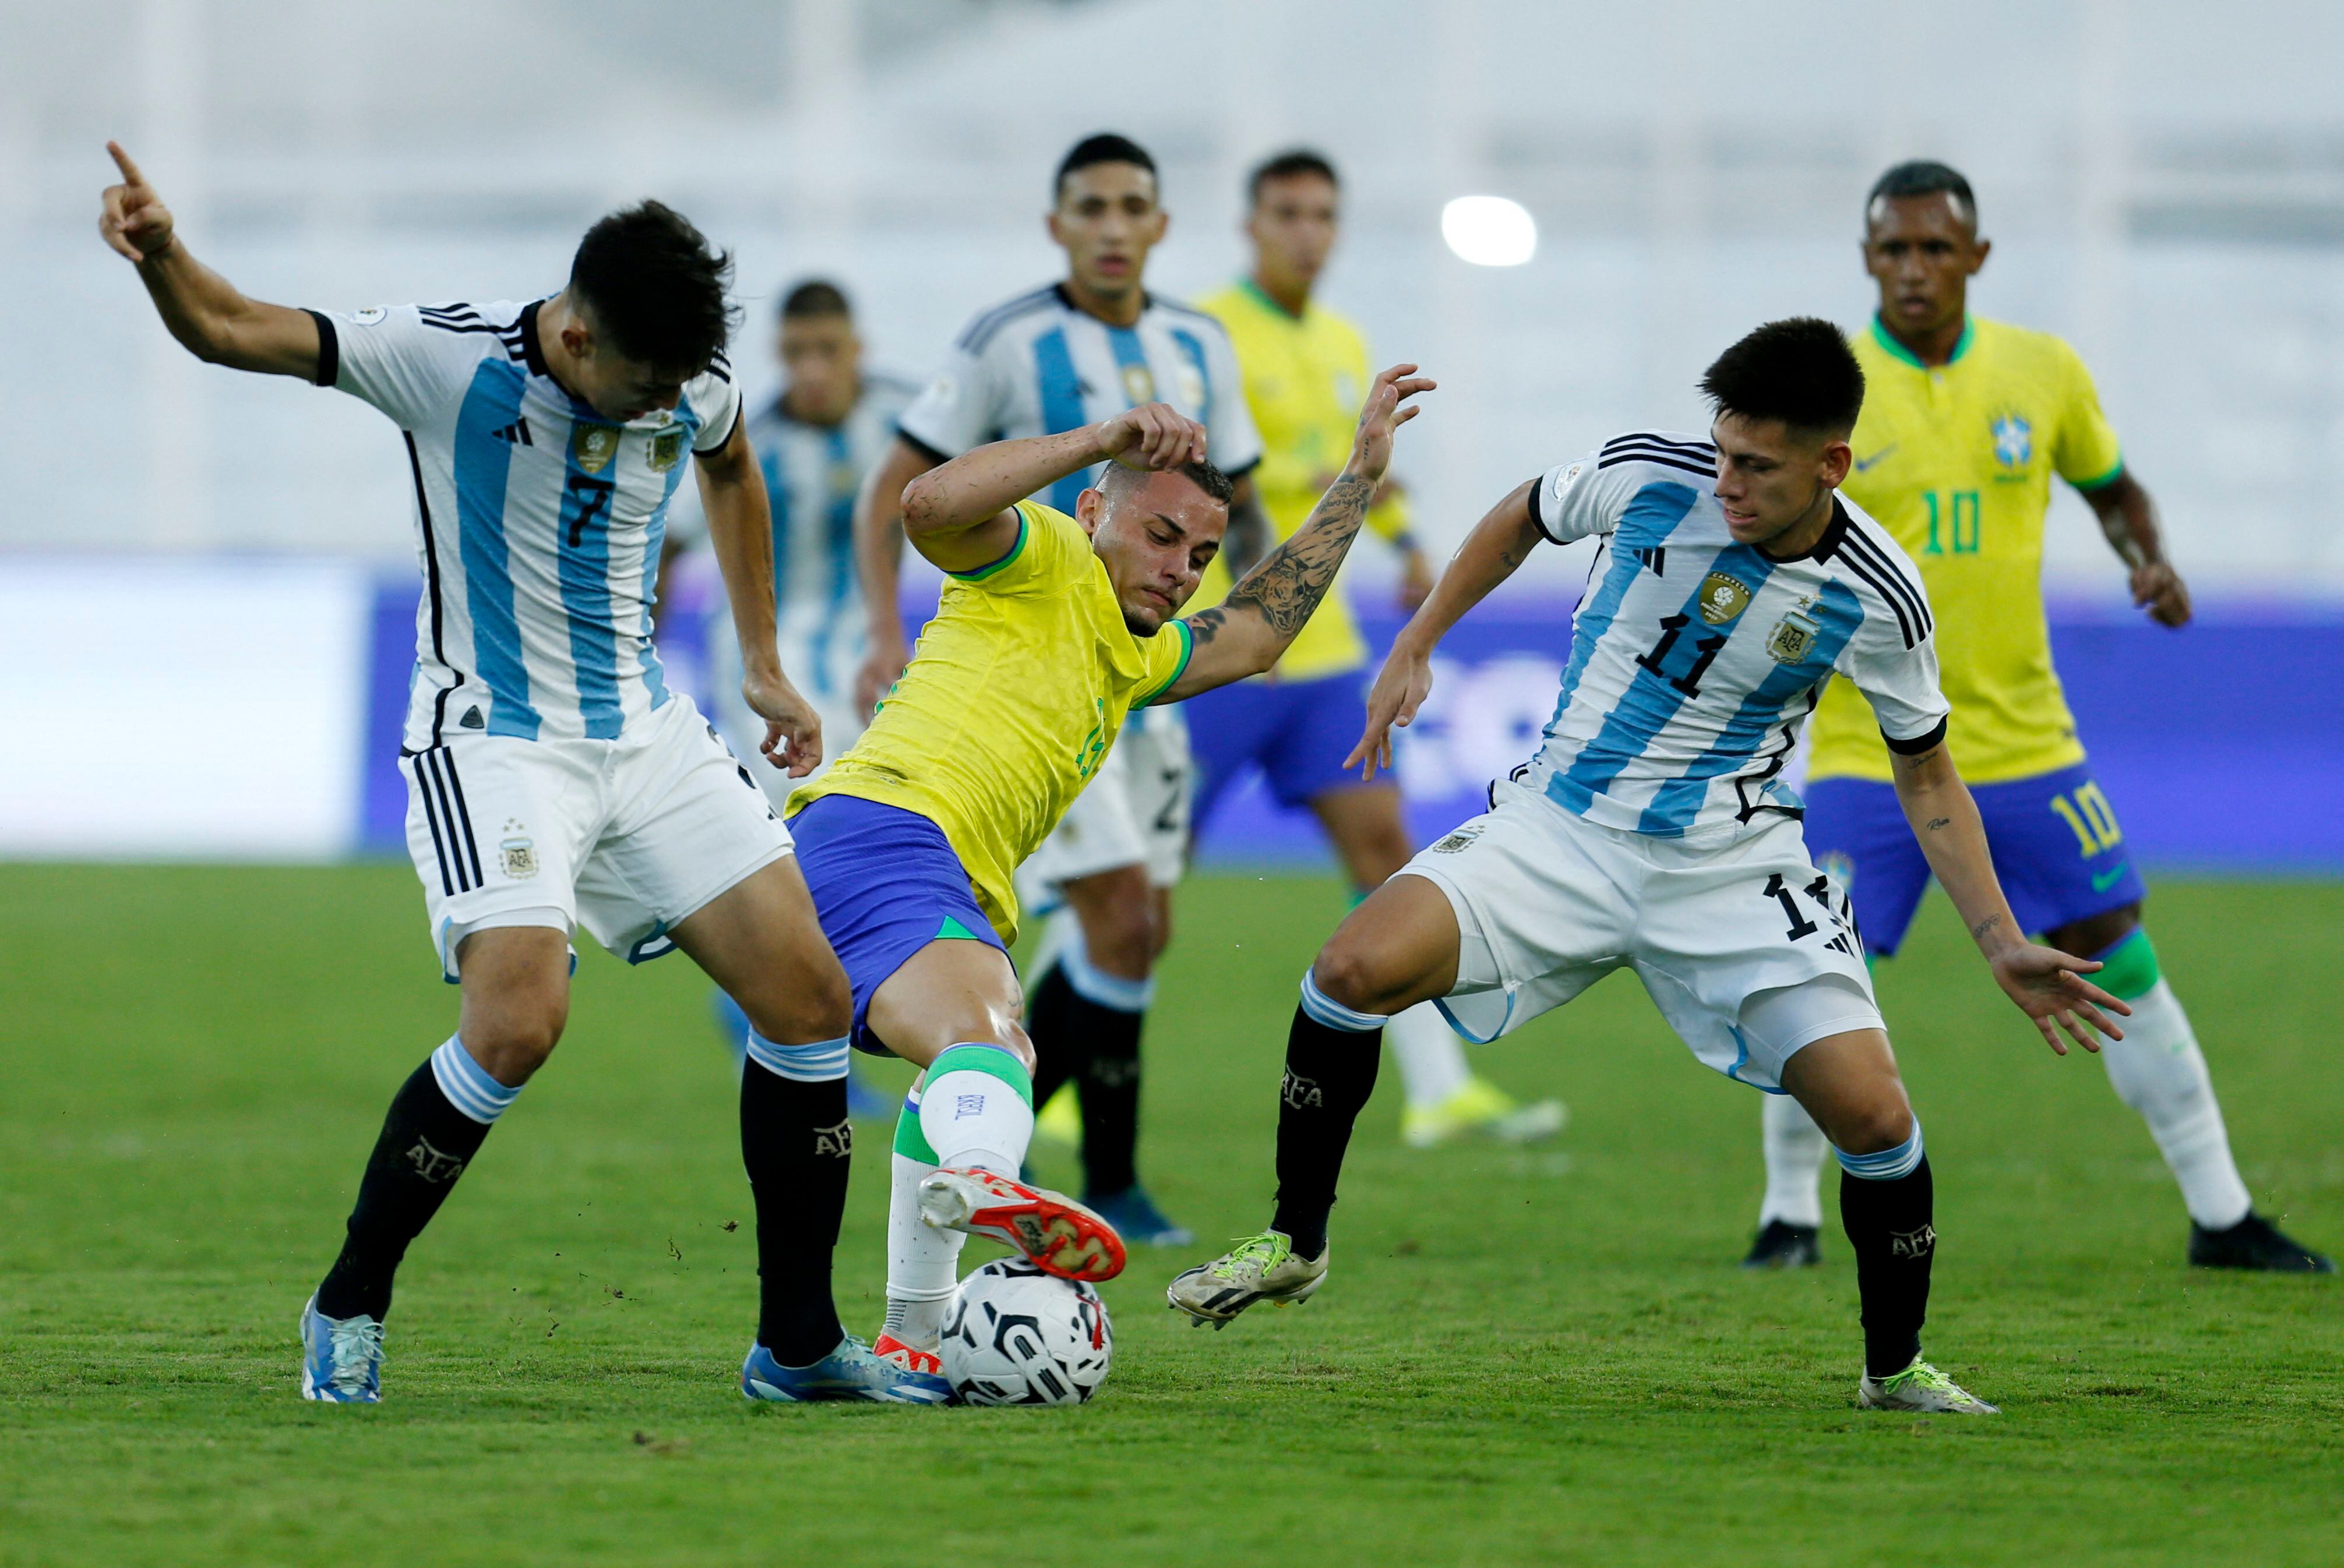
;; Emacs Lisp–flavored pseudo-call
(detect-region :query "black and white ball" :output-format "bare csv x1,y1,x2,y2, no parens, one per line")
940,1258,1113,1405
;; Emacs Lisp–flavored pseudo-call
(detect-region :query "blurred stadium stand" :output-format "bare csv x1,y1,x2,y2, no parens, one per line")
5,0,2341,859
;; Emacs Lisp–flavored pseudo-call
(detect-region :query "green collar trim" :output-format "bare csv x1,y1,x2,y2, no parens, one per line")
1241,275,1307,322
1870,314,1972,369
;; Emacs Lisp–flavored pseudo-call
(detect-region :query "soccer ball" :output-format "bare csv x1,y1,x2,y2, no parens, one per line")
940,1258,1113,1405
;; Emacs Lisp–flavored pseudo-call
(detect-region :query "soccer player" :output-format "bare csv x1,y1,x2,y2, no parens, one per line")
1740,164,2331,1274
98,143,938,1406
791,368,1431,1382
854,133,1266,1248
1194,148,1563,1150
1170,320,2129,1414
663,280,915,1116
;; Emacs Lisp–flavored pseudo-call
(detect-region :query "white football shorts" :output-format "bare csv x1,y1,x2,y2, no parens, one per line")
401,692,795,981
1402,779,1881,1092
1017,704,1193,909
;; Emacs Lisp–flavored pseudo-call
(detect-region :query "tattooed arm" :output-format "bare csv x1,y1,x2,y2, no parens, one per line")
1158,365,1434,701
1888,739,2130,1056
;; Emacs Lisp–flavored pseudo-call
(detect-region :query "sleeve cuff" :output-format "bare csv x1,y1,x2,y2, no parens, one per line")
2068,457,2125,493
695,401,743,455
1881,715,1950,755
304,309,339,389
894,423,953,467
1524,474,1552,539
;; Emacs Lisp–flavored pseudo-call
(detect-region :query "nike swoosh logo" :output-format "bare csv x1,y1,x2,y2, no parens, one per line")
2091,863,2130,891
1853,445,1897,473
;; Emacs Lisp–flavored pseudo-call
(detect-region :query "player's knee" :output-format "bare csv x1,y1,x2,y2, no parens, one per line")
464,998,568,1083
1083,899,1156,979
1832,1097,1916,1158
1310,941,1395,1016
742,958,853,1046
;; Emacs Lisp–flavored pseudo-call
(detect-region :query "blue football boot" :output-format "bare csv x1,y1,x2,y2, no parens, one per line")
740,1334,952,1405
1087,1185,1195,1248
299,1294,385,1403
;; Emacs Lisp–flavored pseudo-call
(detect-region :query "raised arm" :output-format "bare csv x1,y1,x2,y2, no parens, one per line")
1340,474,1542,781
853,435,944,714
1161,365,1434,705
2078,469,2190,629
897,405,1208,575
1888,739,2130,1055
98,142,320,380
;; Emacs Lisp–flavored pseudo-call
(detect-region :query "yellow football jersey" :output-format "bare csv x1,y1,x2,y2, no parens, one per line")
1190,280,1411,681
1807,316,2124,785
787,501,1193,942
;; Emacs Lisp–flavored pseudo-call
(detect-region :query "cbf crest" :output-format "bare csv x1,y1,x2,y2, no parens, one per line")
1696,571,1753,625
572,423,622,476
1990,412,2032,469
647,426,687,474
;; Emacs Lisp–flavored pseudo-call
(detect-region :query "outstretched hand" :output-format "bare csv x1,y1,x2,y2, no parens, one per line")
1349,365,1436,485
1343,642,1436,782
98,142,174,263
745,670,826,779
1989,942,2132,1056
1098,403,1207,472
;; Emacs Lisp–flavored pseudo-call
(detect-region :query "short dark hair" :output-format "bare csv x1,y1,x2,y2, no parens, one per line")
1700,317,1866,438
1866,160,1977,231
1248,148,1340,206
1104,457,1234,510
780,279,851,320
1056,133,1157,201
569,200,738,372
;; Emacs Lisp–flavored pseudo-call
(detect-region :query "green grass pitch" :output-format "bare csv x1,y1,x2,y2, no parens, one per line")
2,863,2339,1566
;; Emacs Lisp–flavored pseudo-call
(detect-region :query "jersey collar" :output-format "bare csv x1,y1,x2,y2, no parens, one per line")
1053,281,1155,324
1760,496,1851,564
1869,313,1972,369
1239,275,1308,322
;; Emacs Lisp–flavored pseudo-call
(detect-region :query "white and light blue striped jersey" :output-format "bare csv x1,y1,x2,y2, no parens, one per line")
308,298,741,750
896,284,1263,506
1521,431,1949,841
673,375,917,709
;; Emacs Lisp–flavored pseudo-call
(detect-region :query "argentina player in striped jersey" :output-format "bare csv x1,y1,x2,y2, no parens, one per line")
856,134,1267,1259
1171,320,2130,1415
100,143,944,1407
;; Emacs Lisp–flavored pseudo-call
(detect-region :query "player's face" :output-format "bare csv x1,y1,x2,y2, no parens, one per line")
1049,163,1168,301
1247,174,1340,292
1078,472,1227,635
1863,192,1989,339
1710,414,1851,549
777,312,861,424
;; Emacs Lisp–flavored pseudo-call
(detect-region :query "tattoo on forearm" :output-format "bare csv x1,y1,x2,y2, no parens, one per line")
1925,817,1950,831
1226,474,1376,637
1970,913,2003,941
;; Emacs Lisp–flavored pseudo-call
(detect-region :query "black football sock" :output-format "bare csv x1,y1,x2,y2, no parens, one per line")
1839,1149,1936,1378
1077,1000,1145,1198
1268,984,1385,1260
1025,962,1083,1126
315,1047,502,1322
741,1055,851,1365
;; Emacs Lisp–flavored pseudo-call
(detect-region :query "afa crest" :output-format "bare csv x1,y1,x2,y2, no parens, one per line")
1765,609,1820,665
647,427,687,473
1990,413,2032,468
1120,363,1158,405
572,423,622,475
1696,571,1753,625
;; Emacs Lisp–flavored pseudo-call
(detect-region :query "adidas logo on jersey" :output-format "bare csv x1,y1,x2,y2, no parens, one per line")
492,418,534,446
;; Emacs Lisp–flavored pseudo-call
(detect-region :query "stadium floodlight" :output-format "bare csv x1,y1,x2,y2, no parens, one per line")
1440,195,1538,267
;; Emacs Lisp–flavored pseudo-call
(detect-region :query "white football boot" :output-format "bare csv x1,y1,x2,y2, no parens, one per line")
1857,1358,2000,1414
1166,1231,1328,1329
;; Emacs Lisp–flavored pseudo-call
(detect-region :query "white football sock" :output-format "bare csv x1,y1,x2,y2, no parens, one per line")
1383,1002,1472,1110
883,1086,964,1350
2100,980,2253,1230
1758,1092,1831,1229
917,1041,1035,1175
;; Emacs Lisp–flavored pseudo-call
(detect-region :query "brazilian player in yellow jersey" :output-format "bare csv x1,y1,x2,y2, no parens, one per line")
1190,150,1564,1153
785,367,1435,1375
1744,162,2329,1274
